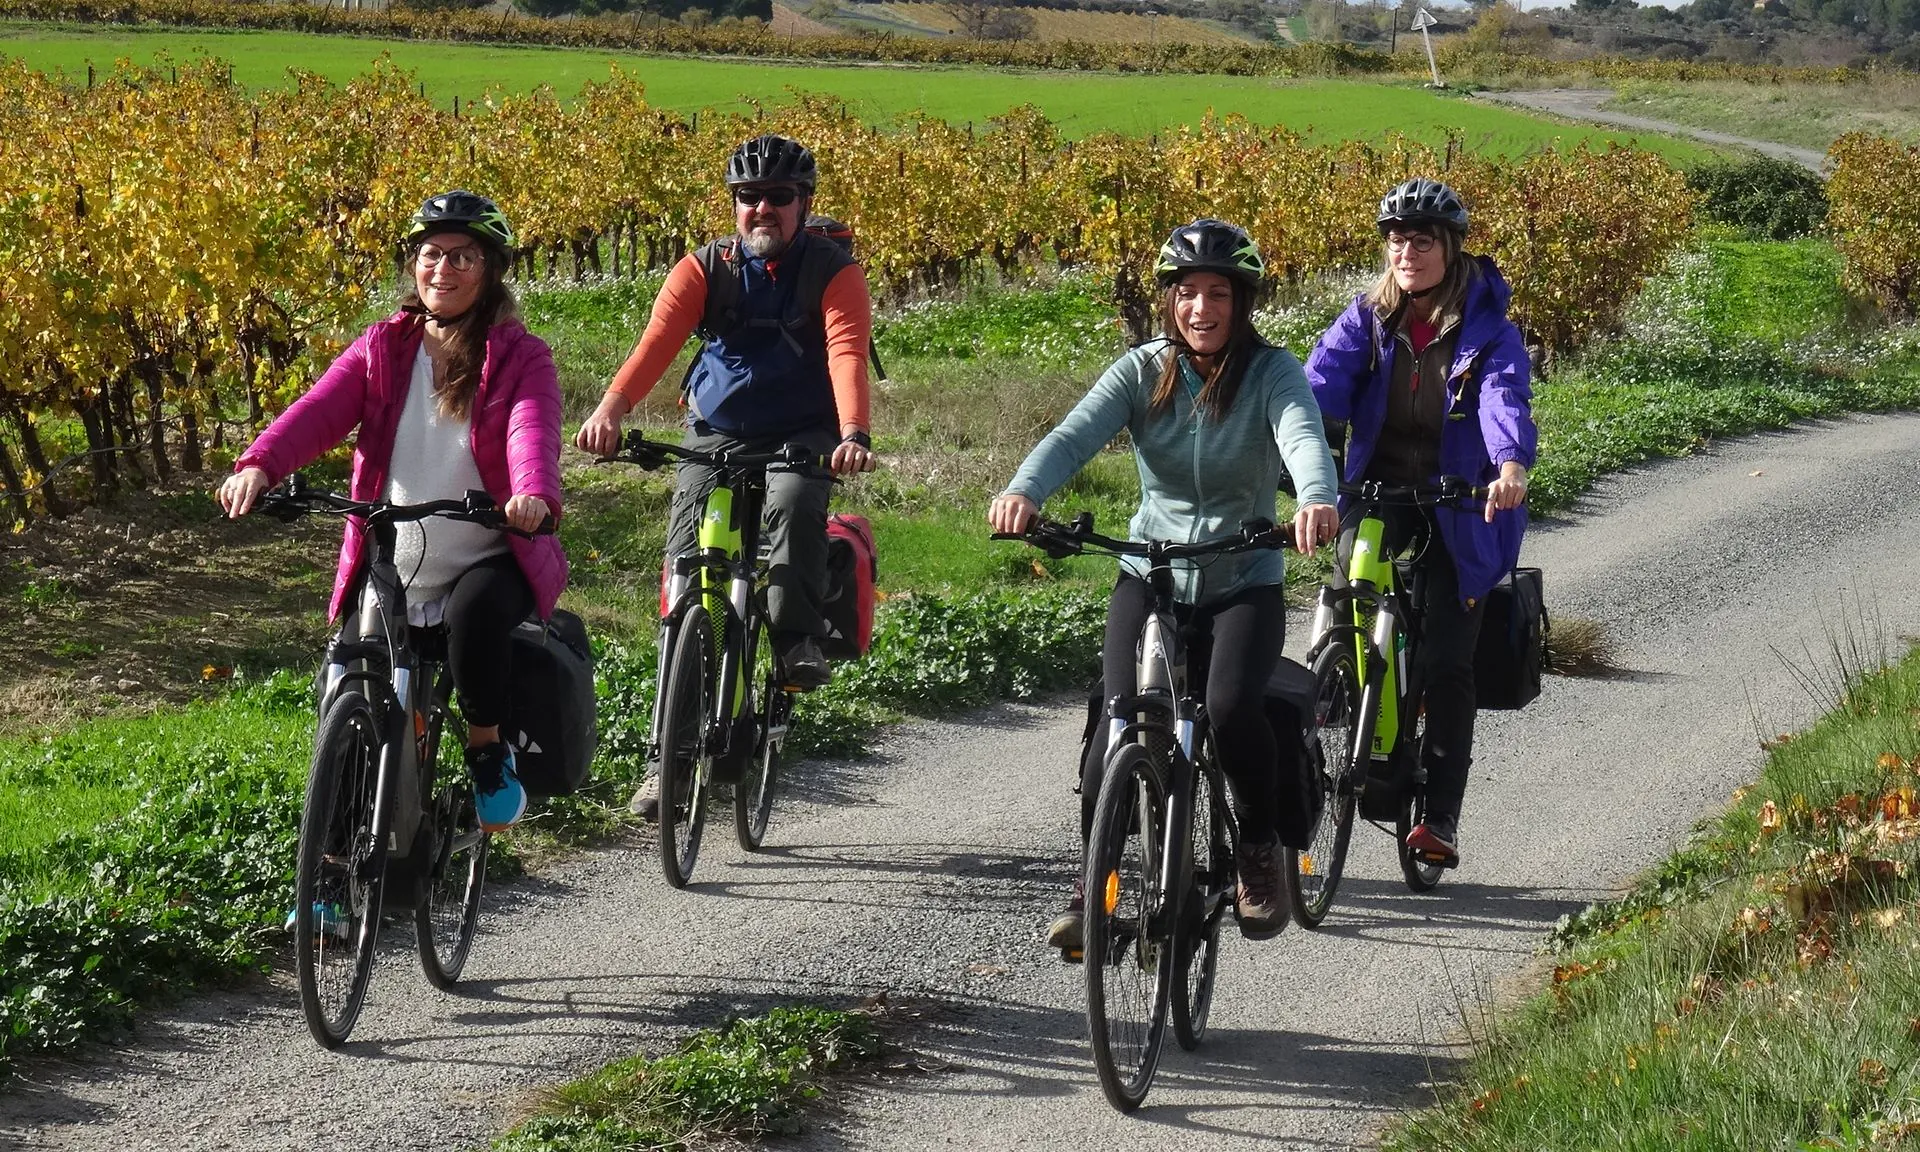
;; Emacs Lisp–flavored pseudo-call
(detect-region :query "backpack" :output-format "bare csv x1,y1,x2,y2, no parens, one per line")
1473,567,1548,710
505,609,598,797
820,513,878,662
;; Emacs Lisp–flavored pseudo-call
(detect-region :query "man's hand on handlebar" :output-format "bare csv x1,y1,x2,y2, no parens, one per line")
831,429,877,477
217,467,272,519
575,395,630,458
987,491,1039,536
1293,502,1339,557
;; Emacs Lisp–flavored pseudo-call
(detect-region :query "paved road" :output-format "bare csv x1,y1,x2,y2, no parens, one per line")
1476,87,1829,172
6,413,1920,1151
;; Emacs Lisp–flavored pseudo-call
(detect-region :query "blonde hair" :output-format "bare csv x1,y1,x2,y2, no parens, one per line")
1365,227,1476,333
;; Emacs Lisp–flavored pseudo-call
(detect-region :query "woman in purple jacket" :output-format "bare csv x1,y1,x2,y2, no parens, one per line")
218,191,568,832
1304,178,1536,868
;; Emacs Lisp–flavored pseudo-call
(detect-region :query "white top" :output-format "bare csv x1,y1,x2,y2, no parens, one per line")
384,344,509,625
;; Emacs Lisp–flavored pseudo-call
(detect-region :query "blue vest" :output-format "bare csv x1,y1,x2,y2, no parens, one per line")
685,236,838,441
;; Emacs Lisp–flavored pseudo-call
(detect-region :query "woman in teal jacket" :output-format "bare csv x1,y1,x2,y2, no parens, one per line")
988,219,1340,946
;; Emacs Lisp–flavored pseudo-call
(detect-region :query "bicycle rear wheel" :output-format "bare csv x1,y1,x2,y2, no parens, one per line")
1396,707,1446,891
294,690,385,1049
657,605,715,889
1290,644,1363,928
416,705,488,989
1083,742,1173,1113
1171,754,1230,1051
734,615,780,851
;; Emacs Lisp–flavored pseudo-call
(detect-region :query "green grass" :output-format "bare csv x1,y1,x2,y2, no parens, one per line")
1385,644,1920,1151
1606,76,1920,154
0,21,1715,159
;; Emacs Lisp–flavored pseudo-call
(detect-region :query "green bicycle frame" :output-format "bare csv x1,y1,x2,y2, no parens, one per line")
692,486,752,722
1345,515,1405,760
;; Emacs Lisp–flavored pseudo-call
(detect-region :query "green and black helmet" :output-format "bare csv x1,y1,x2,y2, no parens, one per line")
1154,218,1264,289
725,134,818,192
407,190,516,252
1376,178,1469,236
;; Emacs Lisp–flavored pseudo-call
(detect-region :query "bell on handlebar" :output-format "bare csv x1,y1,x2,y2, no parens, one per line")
463,489,497,515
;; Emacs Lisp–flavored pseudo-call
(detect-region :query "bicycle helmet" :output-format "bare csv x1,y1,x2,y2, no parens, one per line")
407,189,516,251
1376,178,1469,236
1153,218,1264,288
725,134,818,191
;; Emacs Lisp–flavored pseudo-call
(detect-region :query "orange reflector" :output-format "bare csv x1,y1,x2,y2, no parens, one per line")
1300,853,1317,877
1103,870,1121,914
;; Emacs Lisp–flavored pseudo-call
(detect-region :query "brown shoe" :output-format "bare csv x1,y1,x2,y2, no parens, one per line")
628,773,660,822
1045,879,1086,951
1235,838,1290,940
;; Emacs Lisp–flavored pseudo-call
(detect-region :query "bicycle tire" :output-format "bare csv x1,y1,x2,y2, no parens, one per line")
657,605,715,889
294,690,385,1049
1083,742,1173,1113
1290,644,1364,928
1171,754,1230,1051
416,703,488,990
734,614,779,850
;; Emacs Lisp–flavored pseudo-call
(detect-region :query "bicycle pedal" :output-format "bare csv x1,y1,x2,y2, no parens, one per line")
1059,947,1085,964
1417,850,1460,869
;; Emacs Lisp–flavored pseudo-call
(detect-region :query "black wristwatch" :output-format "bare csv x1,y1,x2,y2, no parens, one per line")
841,430,872,451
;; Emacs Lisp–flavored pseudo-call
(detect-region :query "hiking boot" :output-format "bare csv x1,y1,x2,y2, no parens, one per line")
629,772,661,822
1235,837,1290,940
1045,879,1086,952
467,741,527,832
780,634,832,692
1406,814,1460,867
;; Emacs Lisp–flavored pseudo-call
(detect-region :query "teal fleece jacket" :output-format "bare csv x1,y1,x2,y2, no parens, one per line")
1006,340,1339,606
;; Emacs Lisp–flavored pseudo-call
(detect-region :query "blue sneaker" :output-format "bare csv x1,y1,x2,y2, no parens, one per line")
468,741,526,832
285,902,351,941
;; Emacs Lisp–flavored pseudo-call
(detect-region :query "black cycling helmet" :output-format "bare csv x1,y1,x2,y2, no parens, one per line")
1376,177,1469,236
407,189,515,251
725,134,818,192
1153,218,1264,288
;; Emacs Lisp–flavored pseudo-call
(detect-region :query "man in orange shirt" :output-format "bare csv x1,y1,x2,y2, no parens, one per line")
576,134,876,817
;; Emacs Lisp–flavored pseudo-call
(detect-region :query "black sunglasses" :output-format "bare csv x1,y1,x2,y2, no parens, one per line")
733,186,800,208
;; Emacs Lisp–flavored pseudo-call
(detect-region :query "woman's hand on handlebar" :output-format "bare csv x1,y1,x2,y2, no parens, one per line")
988,491,1039,536
575,396,629,457
1485,461,1529,523
1293,502,1339,557
504,493,553,534
218,467,272,519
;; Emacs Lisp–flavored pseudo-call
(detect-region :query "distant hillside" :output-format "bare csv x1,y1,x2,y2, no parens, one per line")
813,0,1259,44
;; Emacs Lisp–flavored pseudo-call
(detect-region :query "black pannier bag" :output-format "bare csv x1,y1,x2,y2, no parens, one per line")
505,609,598,797
1474,567,1548,711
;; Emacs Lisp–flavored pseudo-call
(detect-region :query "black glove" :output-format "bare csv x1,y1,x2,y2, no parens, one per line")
841,430,872,451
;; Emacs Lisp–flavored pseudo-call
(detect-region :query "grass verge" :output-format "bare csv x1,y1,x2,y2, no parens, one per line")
493,1003,882,1150
1383,641,1920,1150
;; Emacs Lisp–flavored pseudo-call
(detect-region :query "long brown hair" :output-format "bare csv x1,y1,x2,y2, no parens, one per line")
1149,274,1265,421
398,234,519,422
1365,226,1477,333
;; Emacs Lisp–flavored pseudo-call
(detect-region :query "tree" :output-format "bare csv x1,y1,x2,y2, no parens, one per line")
943,0,1039,39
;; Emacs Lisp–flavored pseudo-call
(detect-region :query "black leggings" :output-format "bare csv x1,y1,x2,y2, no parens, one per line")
1082,576,1288,846
443,554,534,731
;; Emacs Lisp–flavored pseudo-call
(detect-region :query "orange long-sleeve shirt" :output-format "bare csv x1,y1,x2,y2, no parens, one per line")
604,252,873,435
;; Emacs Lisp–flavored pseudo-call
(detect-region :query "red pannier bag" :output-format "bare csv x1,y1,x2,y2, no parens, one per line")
821,513,877,662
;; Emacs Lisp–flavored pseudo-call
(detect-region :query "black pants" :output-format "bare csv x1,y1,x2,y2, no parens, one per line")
443,554,534,731
1333,507,1485,823
1082,576,1288,846
665,424,838,642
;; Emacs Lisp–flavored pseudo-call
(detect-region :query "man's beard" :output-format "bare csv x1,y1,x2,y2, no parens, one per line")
742,227,788,259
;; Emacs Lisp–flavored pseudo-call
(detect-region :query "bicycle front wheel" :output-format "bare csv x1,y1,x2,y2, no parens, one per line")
657,605,715,888
734,615,780,851
294,690,385,1049
1290,644,1364,928
1171,756,1230,1051
416,706,488,989
1083,742,1173,1113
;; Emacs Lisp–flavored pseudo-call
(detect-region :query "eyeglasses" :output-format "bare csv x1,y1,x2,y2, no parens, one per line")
417,245,484,272
1385,232,1438,255
733,186,800,208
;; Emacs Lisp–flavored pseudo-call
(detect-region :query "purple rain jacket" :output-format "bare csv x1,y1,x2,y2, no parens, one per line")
1304,255,1538,606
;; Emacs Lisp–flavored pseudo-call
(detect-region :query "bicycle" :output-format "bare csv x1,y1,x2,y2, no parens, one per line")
259,475,552,1049
995,512,1337,1113
1288,477,1489,924
601,430,826,887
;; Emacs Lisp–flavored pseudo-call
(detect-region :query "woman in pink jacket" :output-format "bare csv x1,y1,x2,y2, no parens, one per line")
218,191,568,832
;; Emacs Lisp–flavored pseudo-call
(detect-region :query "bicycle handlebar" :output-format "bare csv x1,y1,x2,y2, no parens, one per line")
258,475,557,537
991,512,1296,561
601,429,831,475
1338,476,1490,506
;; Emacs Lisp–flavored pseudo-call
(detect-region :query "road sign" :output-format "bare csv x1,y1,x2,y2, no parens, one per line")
1411,7,1443,87
1410,7,1437,29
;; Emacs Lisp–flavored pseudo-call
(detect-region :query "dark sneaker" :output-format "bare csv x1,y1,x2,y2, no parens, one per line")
1406,815,1460,867
1235,837,1290,940
1046,879,1086,952
629,773,661,822
467,741,527,832
780,635,832,692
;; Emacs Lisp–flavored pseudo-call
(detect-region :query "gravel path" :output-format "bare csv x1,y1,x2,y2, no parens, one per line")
7,413,1920,1150
1475,87,1829,172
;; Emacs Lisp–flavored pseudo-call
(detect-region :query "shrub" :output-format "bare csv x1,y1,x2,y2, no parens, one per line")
1828,132,1920,318
1684,157,1829,241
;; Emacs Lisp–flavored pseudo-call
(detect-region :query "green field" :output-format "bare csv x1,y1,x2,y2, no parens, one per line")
0,21,1717,159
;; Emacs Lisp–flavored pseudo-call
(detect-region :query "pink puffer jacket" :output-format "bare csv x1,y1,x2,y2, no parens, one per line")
236,312,569,622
